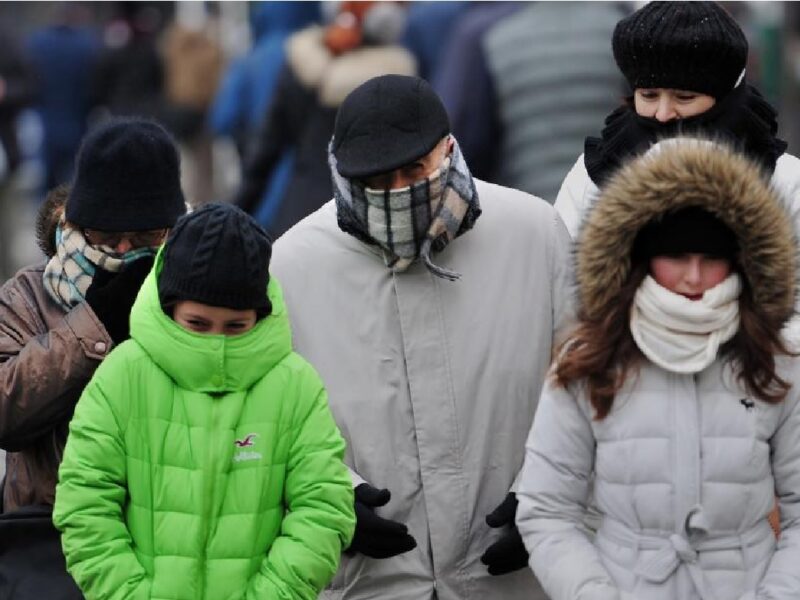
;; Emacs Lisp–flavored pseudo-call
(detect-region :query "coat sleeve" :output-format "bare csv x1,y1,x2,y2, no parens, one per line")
52,358,150,600
554,155,593,240
516,379,621,600
549,211,576,351
771,154,800,347
244,382,356,600
0,275,111,450
755,384,800,598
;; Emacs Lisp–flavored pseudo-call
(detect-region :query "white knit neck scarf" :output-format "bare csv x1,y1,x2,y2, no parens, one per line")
630,274,742,374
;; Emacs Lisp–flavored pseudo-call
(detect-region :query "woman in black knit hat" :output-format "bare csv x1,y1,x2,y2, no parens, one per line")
554,1,799,243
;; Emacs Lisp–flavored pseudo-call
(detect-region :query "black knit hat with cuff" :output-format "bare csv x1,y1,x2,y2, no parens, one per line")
332,74,450,179
612,1,748,99
632,206,739,264
66,117,186,232
158,203,272,317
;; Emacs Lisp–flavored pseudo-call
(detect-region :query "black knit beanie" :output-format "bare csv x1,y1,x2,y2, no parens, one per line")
612,1,748,99
633,206,738,263
66,117,186,232
158,203,272,316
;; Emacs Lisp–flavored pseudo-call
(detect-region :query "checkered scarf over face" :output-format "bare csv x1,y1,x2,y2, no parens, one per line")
42,217,157,310
330,136,481,280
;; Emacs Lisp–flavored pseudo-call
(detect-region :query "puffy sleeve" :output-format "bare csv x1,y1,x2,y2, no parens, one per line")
0,274,111,451
53,353,150,600
516,378,621,600
244,371,355,599
554,154,596,240
756,376,800,598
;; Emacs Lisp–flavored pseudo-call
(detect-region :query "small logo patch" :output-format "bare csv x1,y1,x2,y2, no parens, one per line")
233,451,263,463
740,398,755,412
235,433,258,448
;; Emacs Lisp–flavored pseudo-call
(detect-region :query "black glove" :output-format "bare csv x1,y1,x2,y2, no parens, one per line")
480,492,529,576
346,483,417,559
85,256,155,345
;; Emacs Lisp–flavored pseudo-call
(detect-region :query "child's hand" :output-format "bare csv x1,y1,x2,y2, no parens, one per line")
346,483,417,559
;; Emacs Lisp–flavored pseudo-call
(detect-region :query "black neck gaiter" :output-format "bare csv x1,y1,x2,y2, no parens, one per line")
584,84,788,187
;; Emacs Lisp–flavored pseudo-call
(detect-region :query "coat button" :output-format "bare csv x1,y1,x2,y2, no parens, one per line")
93,341,107,354
212,375,223,387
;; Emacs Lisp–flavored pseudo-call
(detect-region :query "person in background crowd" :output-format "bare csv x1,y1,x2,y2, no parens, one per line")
234,1,415,239
400,0,467,81
0,21,35,182
210,1,320,219
555,1,800,236
160,18,225,207
478,1,627,202
517,138,800,600
432,1,522,182
0,118,185,598
271,74,570,600
0,21,36,281
90,3,164,121
210,1,320,157
27,3,99,192
54,202,355,600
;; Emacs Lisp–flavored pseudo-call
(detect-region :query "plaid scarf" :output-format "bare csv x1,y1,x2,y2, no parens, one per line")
331,136,481,280
43,219,156,310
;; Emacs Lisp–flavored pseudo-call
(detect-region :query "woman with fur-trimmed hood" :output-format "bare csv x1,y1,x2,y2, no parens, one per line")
516,139,800,600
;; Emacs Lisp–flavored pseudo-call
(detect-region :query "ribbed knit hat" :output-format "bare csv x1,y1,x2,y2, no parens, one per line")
612,1,748,99
158,203,272,315
66,117,186,232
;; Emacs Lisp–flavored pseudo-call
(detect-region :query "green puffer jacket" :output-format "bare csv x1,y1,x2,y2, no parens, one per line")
53,256,355,600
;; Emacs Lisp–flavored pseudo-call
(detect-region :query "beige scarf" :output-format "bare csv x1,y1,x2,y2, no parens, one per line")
630,274,741,374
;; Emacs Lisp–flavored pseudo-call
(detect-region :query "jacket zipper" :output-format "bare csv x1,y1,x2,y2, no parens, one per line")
199,395,222,599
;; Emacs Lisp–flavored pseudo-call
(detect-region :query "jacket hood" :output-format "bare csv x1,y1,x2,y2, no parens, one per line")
129,248,292,393
577,137,797,328
35,184,69,258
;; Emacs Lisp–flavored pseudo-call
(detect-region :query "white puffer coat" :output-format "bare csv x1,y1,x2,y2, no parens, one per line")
517,140,800,600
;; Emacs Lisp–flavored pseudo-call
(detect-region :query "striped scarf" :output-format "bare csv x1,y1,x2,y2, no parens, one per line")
42,219,156,311
331,136,481,280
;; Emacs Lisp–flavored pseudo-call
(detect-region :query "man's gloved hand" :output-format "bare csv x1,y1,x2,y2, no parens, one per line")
480,492,529,576
85,256,155,345
346,483,417,559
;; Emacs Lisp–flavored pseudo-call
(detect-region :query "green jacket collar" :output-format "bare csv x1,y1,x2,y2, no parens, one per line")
129,249,292,392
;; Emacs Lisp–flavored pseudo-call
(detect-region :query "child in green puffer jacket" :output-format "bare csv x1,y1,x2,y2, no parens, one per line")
53,203,355,600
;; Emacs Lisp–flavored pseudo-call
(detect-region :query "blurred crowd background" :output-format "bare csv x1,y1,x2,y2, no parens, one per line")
0,0,798,286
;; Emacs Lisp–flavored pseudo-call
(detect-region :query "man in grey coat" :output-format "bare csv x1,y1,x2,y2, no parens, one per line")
271,75,570,599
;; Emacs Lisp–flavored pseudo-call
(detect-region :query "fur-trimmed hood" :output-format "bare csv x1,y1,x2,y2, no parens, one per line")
35,184,69,258
577,137,797,329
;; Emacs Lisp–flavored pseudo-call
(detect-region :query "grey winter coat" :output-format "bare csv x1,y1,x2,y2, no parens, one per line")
271,178,573,600
517,140,800,600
